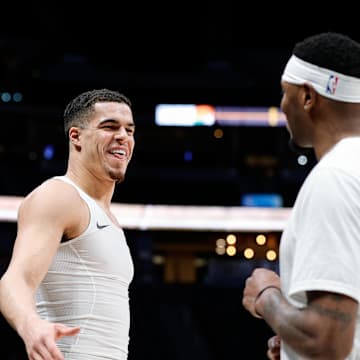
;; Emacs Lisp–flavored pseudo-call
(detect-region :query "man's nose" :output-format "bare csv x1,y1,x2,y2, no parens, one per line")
114,127,128,138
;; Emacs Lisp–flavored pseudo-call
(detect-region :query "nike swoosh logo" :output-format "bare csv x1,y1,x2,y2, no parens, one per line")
96,222,110,229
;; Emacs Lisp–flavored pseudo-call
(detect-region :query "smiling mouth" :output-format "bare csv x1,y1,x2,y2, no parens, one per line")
109,149,129,161
110,149,126,156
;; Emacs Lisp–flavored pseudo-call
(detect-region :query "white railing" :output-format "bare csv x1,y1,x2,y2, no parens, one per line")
0,196,291,232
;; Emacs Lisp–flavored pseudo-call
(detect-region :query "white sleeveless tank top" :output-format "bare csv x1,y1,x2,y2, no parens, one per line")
35,176,134,359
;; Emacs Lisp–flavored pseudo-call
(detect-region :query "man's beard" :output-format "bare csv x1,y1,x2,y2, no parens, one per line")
288,138,313,155
109,169,125,183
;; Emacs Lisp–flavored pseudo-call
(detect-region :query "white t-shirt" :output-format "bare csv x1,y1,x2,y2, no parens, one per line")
280,137,360,359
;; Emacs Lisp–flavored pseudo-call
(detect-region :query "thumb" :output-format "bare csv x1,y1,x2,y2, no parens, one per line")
54,323,81,340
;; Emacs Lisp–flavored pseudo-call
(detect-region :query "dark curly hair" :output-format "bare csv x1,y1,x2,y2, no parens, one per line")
63,88,132,136
293,32,360,77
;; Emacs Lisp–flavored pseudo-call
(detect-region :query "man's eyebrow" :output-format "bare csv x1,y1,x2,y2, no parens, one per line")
98,119,117,125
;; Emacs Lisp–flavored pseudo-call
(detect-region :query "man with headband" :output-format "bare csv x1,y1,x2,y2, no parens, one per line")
242,32,360,359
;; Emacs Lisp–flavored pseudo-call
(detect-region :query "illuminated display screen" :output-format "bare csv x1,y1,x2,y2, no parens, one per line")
155,104,286,127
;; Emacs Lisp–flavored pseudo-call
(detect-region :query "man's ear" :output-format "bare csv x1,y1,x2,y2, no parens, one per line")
69,127,81,147
303,83,317,110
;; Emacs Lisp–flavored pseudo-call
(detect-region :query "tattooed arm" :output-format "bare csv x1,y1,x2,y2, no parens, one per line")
256,288,357,360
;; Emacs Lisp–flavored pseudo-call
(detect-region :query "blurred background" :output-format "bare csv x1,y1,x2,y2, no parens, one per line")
0,1,358,359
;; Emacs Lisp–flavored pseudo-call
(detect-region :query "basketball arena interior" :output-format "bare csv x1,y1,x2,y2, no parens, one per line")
0,3,357,359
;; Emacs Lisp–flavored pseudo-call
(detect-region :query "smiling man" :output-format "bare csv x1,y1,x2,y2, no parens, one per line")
0,89,136,360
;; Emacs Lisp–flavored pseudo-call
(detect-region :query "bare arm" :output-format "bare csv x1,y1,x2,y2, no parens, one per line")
0,180,83,359
243,268,357,360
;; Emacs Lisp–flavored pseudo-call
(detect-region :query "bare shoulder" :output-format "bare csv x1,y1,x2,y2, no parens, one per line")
18,178,85,223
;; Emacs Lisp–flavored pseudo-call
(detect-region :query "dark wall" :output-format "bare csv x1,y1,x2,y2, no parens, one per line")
129,285,274,360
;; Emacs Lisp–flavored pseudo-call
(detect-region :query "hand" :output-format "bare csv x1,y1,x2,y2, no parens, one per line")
21,316,80,360
242,268,280,318
267,335,281,360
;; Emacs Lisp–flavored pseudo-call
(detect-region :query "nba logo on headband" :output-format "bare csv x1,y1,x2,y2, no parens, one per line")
282,55,360,103
326,75,339,95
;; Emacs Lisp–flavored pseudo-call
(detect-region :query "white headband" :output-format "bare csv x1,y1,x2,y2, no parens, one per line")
281,55,360,103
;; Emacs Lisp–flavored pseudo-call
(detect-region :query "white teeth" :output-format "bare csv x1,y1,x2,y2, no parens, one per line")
111,150,126,155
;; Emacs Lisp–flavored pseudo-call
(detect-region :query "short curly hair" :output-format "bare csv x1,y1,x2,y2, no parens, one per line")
63,88,132,136
293,32,360,77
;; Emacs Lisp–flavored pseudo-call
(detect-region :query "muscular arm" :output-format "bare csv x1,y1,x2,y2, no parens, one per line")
257,287,357,360
0,180,84,358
